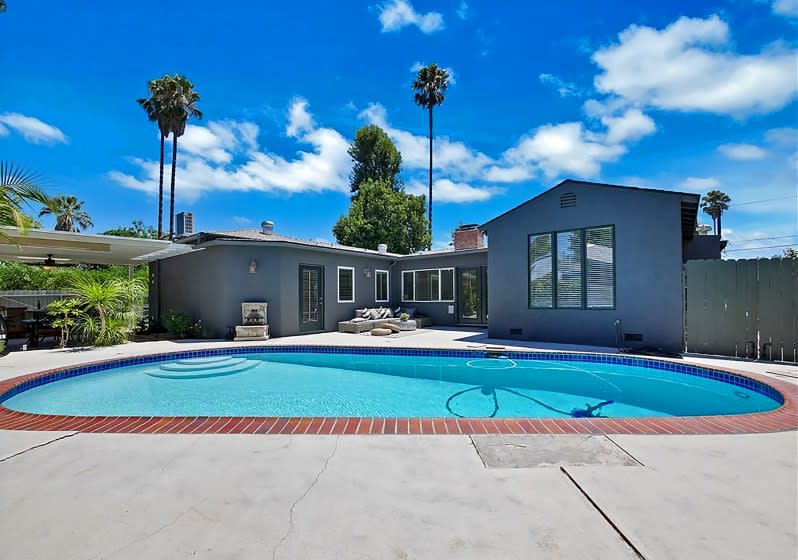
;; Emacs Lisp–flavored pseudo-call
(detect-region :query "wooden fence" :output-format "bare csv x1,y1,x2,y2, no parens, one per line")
684,258,797,362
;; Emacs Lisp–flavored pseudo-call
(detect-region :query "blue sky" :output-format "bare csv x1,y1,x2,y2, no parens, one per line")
1,0,796,256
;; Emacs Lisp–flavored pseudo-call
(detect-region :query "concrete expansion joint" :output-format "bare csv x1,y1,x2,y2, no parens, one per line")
0,431,80,463
560,466,647,560
272,436,340,560
604,435,646,466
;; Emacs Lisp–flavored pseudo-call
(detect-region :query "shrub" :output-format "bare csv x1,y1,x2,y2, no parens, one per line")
161,310,194,338
69,277,146,347
47,298,83,348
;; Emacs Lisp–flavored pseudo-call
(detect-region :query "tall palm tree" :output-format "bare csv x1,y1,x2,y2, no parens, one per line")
137,78,172,238
700,190,731,237
160,75,202,239
0,162,50,237
39,195,93,232
412,63,449,242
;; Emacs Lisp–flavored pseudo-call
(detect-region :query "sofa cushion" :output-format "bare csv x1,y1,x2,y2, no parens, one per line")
350,317,366,323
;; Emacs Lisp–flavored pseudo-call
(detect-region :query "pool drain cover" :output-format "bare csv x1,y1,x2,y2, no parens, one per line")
471,435,640,468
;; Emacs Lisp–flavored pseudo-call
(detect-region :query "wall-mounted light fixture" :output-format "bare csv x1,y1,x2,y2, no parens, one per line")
249,260,257,274
363,267,371,278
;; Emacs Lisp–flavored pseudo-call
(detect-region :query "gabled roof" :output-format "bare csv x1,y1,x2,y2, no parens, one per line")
480,179,700,239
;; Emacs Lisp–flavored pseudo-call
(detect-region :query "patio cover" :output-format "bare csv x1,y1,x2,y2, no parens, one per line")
0,227,195,266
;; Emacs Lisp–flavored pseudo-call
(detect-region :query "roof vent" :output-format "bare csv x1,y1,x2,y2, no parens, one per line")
560,193,576,208
377,243,388,254
261,220,274,235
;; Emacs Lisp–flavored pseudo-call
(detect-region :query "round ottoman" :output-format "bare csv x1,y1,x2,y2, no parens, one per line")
370,327,392,336
380,323,401,333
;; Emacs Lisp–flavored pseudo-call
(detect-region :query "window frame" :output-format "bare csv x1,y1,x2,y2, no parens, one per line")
527,224,615,311
374,269,389,303
336,266,355,303
400,267,456,303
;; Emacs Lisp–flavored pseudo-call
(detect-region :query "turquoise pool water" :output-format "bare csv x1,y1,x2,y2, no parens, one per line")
2,352,780,418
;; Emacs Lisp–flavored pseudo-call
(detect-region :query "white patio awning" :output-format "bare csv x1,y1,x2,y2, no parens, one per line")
0,227,195,266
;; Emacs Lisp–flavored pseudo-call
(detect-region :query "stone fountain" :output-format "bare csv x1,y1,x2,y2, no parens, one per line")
234,302,269,341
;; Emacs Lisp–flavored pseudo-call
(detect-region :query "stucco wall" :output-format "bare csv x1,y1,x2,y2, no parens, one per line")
484,183,685,352
156,243,489,338
392,250,488,325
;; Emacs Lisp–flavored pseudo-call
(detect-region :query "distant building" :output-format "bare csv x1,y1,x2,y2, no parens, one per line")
176,212,194,237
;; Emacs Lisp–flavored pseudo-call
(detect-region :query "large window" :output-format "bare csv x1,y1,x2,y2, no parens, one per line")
375,269,389,302
337,266,354,303
528,225,615,309
401,268,455,302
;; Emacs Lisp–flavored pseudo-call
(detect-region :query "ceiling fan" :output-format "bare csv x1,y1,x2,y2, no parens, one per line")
17,254,72,268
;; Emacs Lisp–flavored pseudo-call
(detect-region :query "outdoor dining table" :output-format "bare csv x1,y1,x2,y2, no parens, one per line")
22,316,49,348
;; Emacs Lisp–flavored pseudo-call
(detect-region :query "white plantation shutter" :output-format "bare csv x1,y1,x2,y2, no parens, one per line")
528,233,553,308
556,230,583,308
586,226,615,308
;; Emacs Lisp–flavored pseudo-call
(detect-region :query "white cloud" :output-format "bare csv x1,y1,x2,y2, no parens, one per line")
407,178,502,203
772,0,798,18
231,216,253,225
678,177,721,192
592,15,798,116
539,73,581,97
0,112,68,145
359,103,492,181
765,127,797,147
717,143,769,161
601,108,656,144
410,62,456,85
109,98,350,201
377,0,444,33
503,122,627,178
457,1,469,19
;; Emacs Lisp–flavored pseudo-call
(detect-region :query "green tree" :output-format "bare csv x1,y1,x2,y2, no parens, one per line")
0,162,50,237
160,75,202,239
348,125,403,198
779,247,798,259
38,195,93,232
412,63,450,239
47,298,83,348
700,190,731,238
0,1,6,13
103,220,158,239
333,178,430,254
137,78,173,238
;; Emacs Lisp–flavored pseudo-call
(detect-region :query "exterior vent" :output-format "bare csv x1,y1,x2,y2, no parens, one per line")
560,193,576,208
377,243,388,254
261,220,274,235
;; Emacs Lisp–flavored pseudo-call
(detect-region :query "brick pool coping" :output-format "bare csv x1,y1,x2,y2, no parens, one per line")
0,346,795,435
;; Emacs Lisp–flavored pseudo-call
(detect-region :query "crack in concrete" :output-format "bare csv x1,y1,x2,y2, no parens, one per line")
93,497,210,560
272,436,339,560
0,432,80,463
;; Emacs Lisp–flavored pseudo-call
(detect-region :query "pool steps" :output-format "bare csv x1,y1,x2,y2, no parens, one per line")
144,357,259,379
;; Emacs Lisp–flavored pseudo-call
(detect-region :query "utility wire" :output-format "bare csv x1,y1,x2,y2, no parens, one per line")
728,194,798,207
726,243,797,252
729,234,798,243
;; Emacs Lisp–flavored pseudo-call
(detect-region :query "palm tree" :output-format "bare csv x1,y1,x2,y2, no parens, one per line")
412,63,450,242
700,190,732,237
137,78,172,238
39,195,93,232
0,2,7,13
0,162,50,237
160,75,202,239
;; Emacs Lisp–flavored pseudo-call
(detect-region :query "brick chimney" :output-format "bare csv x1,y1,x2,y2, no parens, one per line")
453,224,484,250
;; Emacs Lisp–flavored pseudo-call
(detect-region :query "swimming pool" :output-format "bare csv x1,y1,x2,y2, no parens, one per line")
1,347,783,419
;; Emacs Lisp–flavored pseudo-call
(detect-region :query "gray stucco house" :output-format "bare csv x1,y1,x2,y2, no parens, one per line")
481,179,713,352
152,179,715,351
151,224,487,338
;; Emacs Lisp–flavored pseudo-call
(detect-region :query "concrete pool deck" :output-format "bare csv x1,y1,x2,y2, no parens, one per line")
1,328,796,559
